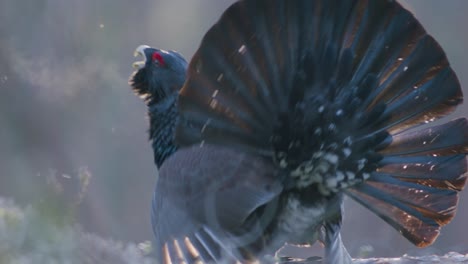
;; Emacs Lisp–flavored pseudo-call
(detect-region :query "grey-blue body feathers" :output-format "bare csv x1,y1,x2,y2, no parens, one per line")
129,0,468,263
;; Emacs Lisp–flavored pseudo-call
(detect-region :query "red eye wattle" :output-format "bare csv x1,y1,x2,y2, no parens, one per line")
152,52,165,66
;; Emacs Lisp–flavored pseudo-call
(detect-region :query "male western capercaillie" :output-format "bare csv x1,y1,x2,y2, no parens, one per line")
129,0,468,263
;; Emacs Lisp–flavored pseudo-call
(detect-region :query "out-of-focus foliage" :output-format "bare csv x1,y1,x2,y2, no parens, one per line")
0,197,155,264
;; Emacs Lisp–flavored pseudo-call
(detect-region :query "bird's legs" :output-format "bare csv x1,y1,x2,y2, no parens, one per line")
323,221,352,264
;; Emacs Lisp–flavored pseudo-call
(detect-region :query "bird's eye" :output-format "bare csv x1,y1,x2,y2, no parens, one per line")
152,52,166,67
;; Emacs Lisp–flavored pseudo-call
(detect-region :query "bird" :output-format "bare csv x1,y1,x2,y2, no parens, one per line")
129,0,468,263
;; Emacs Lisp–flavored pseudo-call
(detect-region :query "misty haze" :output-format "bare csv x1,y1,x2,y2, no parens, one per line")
0,0,467,262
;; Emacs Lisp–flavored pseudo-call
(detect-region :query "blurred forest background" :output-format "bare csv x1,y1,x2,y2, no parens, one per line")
0,0,467,260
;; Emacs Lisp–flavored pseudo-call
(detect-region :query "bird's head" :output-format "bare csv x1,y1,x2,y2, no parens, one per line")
129,45,188,104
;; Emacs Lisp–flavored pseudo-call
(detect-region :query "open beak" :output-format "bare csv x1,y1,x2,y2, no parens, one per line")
132,45,151,69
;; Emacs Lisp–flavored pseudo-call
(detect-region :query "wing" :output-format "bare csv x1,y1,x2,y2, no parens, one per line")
153,144,283,263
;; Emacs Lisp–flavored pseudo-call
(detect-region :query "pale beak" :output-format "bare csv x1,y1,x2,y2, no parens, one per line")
132,45,151,69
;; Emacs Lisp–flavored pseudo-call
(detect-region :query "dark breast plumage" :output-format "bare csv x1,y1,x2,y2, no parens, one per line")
129,0,468,263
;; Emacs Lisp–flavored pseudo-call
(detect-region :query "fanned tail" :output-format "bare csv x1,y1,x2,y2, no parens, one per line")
173,0,466,256
337,0,467,248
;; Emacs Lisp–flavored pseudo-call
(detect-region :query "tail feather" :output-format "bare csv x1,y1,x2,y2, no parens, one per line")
381,118,468,156
375,68,462,134
378,155,467,191
366,174,458,222
243,0,286,112
345,186,443,247
348,119,468,247
346,155,468,247
347,1,425,87
194,42,273,130
372,36,447,108
347,3,462,135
